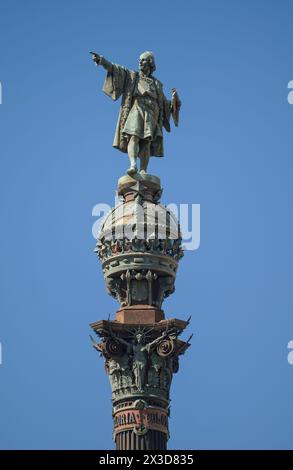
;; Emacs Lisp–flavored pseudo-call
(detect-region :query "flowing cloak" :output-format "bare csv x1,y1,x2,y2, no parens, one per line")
102,63,173,157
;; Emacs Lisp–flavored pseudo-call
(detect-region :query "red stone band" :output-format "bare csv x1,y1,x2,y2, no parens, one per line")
113,407,169,435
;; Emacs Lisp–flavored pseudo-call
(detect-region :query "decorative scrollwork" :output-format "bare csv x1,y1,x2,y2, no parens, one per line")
157,337,174,357
96,237,183,262
105,338,124,357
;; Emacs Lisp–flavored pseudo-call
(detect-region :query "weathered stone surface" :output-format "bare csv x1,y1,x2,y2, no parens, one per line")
116,305,164,324
90,315,191,448
95,177,183,312
118,173,161,202
90,320,191,403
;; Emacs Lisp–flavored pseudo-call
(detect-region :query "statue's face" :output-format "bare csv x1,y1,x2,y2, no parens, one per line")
136,334,143,343
139,54,152,75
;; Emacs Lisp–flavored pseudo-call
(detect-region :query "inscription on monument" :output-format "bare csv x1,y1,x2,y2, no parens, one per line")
114,408,168,435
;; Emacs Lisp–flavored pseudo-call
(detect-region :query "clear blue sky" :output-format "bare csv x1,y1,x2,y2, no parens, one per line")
1,0,293,450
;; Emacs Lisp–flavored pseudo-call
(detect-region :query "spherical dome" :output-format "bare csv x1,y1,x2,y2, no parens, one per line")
98,199,180,243
94,174,184,309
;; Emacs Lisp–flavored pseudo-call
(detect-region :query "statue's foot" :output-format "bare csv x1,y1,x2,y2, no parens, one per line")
127,165,138,176
140,169,147,177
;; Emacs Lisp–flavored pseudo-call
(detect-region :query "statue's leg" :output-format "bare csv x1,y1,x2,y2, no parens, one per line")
140,155,150,174
127,136,139,175
139,140,151,175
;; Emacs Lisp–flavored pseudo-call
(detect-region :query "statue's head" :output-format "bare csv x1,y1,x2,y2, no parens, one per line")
139,51,156,75
136,333,143,344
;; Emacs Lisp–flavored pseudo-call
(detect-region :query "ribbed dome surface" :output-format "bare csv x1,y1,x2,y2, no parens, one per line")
99,199,180,241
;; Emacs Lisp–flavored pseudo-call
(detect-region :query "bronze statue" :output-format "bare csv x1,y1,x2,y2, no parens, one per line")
113,330,168,392
91,51,181,175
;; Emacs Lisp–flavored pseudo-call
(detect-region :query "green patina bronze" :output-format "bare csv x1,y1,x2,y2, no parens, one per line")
91,51,181,175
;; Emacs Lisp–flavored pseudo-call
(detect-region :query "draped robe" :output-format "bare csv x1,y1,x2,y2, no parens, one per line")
102,63,174,157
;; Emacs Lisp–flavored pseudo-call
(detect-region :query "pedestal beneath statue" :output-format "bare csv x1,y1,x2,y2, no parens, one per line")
118,173,162,202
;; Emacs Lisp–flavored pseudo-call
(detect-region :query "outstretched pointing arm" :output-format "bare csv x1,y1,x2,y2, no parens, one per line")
90,52,128,101
90,52,113,73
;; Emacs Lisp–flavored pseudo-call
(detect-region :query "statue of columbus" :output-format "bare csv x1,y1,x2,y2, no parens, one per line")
91,51,181,175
